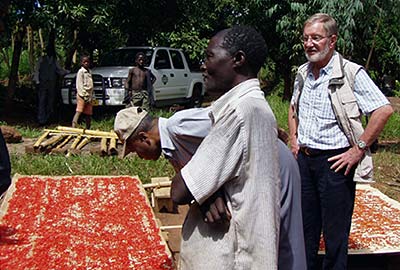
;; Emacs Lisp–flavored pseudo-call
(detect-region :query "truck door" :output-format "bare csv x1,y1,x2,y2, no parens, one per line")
152,49,187,101
169,49,190,97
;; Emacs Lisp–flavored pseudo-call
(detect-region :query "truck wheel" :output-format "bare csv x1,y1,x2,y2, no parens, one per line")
188,86,203,108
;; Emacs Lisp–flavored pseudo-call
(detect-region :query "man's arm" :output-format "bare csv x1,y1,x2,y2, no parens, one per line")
149,70,156,84
33,57,41,85
0,130,11,195
125,68,133,90
171,171,194,205
55,59,69,76
329,104,393,175
288,104,299,158
171,171,231,223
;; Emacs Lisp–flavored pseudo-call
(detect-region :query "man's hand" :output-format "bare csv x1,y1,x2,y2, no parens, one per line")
328,146,365,175
199,189,231,224
82,95,90,103
289,137,299,159
202,197,232,224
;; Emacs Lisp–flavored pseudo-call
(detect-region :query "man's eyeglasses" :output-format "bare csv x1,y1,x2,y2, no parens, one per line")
301,35,332,43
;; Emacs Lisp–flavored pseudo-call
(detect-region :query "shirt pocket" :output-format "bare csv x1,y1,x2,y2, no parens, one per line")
340,91,361,120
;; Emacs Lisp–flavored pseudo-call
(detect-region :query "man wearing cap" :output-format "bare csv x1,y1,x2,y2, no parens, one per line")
114,106,211,170
114,105,305,270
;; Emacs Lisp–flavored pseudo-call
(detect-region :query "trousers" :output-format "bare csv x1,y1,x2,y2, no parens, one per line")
37,79,57,124
297,148,356,270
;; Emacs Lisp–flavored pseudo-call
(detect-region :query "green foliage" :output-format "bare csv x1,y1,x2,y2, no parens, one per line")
380,112,400,139
393,80,400,97
151,29,209,64
0,48,11,80
2,0,400,103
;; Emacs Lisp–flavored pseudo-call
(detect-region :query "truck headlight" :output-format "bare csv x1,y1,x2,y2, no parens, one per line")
64,78,73,87
111,78,123,87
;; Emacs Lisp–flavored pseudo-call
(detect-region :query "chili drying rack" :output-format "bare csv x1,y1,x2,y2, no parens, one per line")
31,126,120,157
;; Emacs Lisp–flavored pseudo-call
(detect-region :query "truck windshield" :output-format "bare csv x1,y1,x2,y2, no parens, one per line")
99,48,154,67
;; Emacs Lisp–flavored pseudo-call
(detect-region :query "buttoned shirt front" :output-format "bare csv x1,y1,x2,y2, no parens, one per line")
180,79,280,270
291,52,389,149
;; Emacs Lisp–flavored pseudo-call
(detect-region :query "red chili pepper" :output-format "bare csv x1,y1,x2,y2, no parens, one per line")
0,176,172,269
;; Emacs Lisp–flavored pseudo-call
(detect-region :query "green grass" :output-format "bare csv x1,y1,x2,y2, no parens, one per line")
11,154,175,184
267,93,290,131
14,126,43,138
9,108,177,183
7,92,400,194
380,112,400,140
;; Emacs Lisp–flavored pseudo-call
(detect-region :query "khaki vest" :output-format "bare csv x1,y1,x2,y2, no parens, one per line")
293,52,373,182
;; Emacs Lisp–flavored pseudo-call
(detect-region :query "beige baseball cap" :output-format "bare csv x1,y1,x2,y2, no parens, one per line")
114,106,148,158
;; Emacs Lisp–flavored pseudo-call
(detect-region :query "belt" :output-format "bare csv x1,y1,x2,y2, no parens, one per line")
299,147,350,157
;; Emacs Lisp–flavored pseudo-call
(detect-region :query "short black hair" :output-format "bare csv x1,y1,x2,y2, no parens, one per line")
80,55,90,63
221,25,267,74
135,52,146,60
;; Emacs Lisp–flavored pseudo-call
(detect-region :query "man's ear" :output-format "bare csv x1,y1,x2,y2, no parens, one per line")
329,34,337,49
137,131,148,143
232,50,245,67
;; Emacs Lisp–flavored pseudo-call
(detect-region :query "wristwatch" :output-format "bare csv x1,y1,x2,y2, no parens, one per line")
357,140,367,150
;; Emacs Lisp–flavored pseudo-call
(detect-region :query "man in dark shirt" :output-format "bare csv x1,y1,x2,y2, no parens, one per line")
0,130,11,196
0,0,12,197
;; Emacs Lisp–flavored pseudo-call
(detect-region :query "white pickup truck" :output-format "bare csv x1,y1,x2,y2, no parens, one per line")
61,46,204,108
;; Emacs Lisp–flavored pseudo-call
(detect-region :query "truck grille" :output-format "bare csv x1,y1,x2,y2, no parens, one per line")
92,74,105,99
67,74,105,100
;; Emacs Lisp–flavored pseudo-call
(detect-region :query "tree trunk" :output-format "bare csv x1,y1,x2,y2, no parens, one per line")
281,55,292,101
365,18,381,71
27,25,35,73
283,72,292,101
38,28,44,54
6,26,26,108
65,29,79,70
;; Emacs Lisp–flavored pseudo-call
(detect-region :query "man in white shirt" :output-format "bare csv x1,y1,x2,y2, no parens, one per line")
170,26,280,269
115,104,305,269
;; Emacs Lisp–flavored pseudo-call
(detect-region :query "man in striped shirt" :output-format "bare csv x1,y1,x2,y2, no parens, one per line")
114,105,305,270
288,13,393,270
171,26,280,269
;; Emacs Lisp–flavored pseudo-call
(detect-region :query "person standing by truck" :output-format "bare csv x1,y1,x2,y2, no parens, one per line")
34,44,69,126
124,52,156,111
72,55,94,130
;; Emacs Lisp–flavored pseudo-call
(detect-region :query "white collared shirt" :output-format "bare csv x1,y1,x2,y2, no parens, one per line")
180,79,280,270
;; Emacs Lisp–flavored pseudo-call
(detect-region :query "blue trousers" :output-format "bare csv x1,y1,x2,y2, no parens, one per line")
297,149,356,270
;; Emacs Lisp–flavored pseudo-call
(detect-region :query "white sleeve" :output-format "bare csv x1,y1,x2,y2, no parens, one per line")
167,108,212,139
180,109,244,205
